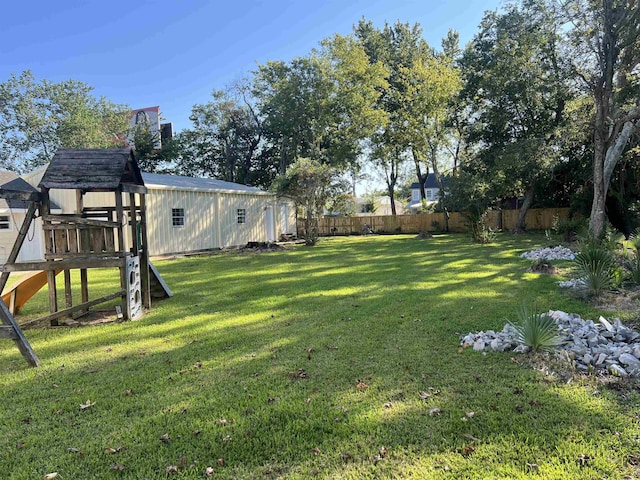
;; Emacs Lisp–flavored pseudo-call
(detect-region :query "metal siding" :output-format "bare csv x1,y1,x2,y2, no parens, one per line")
219,194,267,247
146,189,218,255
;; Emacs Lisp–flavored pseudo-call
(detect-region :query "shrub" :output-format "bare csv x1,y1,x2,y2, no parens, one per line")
553,216,585,243
511,304,564,353
574,237,615,297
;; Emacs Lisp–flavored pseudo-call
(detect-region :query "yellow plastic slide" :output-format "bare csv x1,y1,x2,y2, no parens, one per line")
2,270,61,314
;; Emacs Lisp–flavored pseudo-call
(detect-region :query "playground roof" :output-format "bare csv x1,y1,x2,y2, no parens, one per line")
39,149,146,194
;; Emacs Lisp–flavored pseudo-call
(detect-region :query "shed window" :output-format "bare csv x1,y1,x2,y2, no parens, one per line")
426,190,433,199
0,215,10,230
172,208,185,227
237,208,246,224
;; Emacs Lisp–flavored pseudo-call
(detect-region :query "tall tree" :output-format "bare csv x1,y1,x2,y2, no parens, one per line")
0,70,130,173
273,157,342,246
253,35,387,177
458,1,572,231
175,88,263,184
560,0,640,237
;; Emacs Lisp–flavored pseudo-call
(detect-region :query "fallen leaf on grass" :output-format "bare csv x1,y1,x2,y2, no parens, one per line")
466,411,475,419
379,446,388,457
217,458,225,466
66,447,80,453
16,441,26,449
21,417,32,424
372,454,383,465
111,464,125,471
461,444,476,456
529,399,540,406
428,408,441,416
307,348,314,360
125,389,133,396
324,344,338,350
356,381,368,390
195,361,203,368
514,404,523,413
526,463,539,471
193,429,201,436
222,435,232,442
311,448,321,455
341,452,353,461
418,391,431,400
79,400,95,410
513,387,524,395
104,446,125,454
165,465,178,475
384,402,393,408
461,433,480,442
160,433,170,443
205,467,216,477
287,369,307,379
577,454,590,467
43,473,59,480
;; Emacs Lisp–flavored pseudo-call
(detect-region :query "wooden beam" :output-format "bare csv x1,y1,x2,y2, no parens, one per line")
76,190,89,313
0,298,40,366
139,194,151,309
2,258,126,272
43,215,120,228
20,290,125,327
121,184,147,194
45,251,127,261
0,326,18,339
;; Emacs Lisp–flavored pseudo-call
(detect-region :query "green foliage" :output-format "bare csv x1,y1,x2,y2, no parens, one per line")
575,237,616,297
0,70,130,172
511,304,564,353
553,215,586,243
273,157,341,245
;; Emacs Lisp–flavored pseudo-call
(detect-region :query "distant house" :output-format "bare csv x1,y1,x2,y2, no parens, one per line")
405,174,449,214
355,196,405,216
16,164,296,258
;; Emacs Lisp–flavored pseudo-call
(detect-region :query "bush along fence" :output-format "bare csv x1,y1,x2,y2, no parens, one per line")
297,208,571,236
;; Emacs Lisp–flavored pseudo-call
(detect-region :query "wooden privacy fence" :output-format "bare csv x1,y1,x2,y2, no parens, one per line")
298,208,571,236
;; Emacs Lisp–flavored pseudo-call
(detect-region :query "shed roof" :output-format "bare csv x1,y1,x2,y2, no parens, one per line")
39,149,146,193
142,173,271,195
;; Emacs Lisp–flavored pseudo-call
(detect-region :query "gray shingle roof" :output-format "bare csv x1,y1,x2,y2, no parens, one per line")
0,171,38,209
40,149,144,191
141,173,270,195
410,173,449,190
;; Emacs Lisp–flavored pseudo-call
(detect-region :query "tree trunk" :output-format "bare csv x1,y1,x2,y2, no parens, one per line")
411,148,426,200
515,182,536,233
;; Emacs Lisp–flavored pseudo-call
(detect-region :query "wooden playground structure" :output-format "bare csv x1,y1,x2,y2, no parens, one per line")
0,149,171,367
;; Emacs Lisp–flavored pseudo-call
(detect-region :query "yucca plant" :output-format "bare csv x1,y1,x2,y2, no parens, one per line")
574,237,615,297
510,304,564,353
624,254,640,285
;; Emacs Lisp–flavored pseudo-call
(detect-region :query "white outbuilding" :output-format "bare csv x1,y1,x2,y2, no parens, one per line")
7,165,296,260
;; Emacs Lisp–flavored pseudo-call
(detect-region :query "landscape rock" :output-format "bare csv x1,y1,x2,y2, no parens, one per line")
461,310,640,378
521,246,575,261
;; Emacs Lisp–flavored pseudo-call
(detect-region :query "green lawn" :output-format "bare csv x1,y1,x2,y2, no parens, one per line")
1,234,639,479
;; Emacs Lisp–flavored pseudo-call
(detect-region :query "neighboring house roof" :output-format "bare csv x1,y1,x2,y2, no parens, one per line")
39,149,145,191
142,172,272,196
0,171,39,210
0,171,61,212
410,173,450,190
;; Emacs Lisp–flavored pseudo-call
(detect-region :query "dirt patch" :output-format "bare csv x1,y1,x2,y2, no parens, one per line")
527,262,556,274
592,288,640,316
415,231,433,240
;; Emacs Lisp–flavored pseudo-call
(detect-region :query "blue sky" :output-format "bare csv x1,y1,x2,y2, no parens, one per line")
2,0,503,134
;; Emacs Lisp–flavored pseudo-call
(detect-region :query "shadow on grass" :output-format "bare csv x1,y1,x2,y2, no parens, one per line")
0,234,636,478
